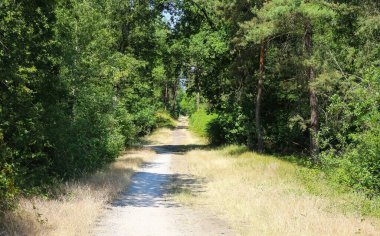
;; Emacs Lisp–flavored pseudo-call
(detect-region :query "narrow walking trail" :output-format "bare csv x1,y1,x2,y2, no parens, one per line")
92,118,233,236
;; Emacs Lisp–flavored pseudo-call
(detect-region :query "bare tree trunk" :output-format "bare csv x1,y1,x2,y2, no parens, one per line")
305,21,319,159
256,39,265,153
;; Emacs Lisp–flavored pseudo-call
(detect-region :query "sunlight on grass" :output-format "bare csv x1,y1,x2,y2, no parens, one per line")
173,145,380,236
2,148,155,236
145,128,174,145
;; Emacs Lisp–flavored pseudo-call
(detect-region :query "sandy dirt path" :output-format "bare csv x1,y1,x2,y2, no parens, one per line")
92,118,234,236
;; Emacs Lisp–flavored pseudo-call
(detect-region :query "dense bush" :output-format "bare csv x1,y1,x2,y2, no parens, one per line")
179,1,380,196
188,107,246,145
0,0,176,210
1,0,380,211
189,108,217,137
179,92,198,115
207,107,248,146
154,110,176,129
322,117,380,197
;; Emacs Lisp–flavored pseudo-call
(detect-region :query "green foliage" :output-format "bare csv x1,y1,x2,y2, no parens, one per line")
0,163,17,210
154,110,176,129
0,0,177,209
0,0,59,209
296,164,380,218
178,0,380,196
207,105,248,146
1,0,380,211
322,119,380,197
189,108,217,138
179,92,198,115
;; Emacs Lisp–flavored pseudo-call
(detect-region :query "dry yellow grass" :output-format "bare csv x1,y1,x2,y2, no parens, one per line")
145,127,174,145
1,148,155,236
146,117,206,146
174,145,380,236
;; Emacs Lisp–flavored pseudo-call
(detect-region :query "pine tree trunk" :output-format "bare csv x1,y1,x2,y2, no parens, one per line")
305,21,319,159
256,39,265,153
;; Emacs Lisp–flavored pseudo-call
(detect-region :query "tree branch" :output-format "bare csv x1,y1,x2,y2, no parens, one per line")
188,0,216,30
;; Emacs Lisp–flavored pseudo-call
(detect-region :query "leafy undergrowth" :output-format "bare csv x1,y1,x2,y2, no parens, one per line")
189,109,217,137
154,110,177,129
174,145,380,236
0,148,156,236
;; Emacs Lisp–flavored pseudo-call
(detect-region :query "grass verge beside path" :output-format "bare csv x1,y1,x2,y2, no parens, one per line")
145,127,173,145
173,145,380,236
0,128,172,236
1,148,155,236
0,126,177,236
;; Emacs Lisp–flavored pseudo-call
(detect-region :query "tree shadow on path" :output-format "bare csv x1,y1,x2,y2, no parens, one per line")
111,144,206,209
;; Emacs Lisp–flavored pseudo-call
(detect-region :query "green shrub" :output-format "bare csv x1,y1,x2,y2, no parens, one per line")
0,164,17,210
132,106,158,136
179,93,198,115
322,119,380,197
154,110,176,129
206,118,227,145
207,110,248,145
189,109,217,137
116,105,138,146
189,107,248,146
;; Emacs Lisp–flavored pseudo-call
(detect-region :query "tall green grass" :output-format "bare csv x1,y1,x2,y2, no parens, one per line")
189,109,217,137
154,110,176,129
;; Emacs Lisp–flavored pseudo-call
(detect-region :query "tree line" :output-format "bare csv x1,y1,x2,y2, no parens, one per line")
0,0,181,209
175,0,380,196
1,0,379,209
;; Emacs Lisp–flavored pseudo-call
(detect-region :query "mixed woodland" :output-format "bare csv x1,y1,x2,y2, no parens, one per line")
1,0,380,210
